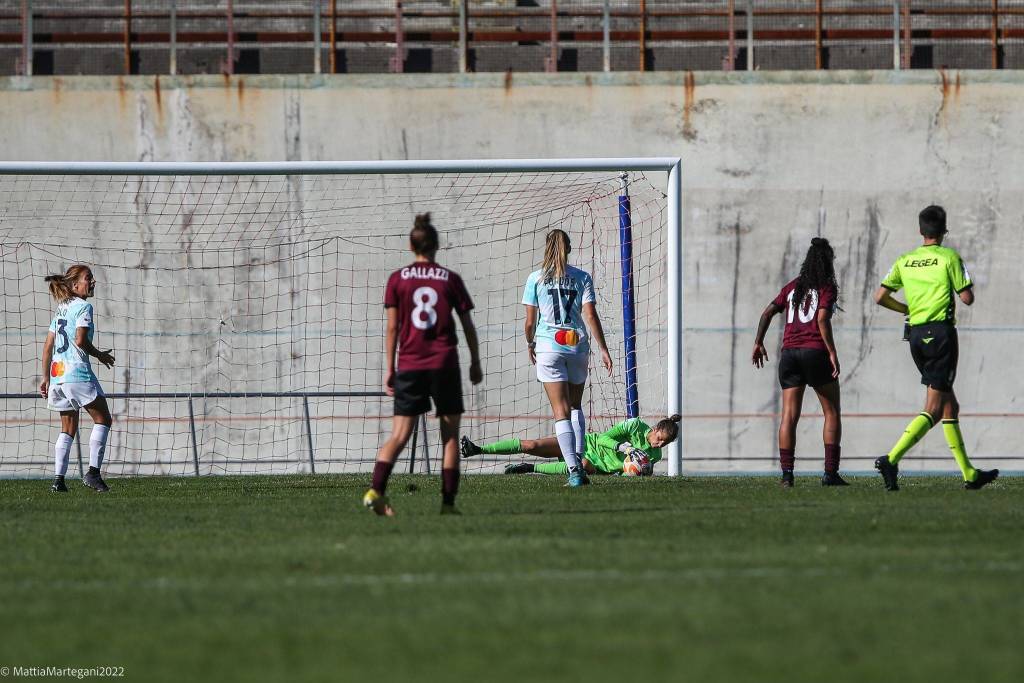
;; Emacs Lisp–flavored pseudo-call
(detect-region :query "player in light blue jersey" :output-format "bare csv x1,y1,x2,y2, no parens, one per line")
522,229,612,487
39,265,115,493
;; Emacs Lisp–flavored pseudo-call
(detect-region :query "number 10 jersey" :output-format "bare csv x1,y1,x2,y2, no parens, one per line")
771,278,836,351
522,265,596,355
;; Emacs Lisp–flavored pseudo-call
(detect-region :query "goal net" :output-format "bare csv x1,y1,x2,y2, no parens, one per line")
0,161,678,477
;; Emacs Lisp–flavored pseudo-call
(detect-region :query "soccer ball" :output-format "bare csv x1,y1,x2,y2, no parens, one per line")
622,451,652,477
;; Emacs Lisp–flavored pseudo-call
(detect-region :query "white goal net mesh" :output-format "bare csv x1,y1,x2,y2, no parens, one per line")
0,171,668,476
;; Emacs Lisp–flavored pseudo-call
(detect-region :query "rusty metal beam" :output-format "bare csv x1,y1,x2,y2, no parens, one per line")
169,0,177,75
547,0,558,73
7,0,1024,77
19,27,990,48
602,0,610,72
746,0,754,70
639,0,647,72
459,0,468,74
225,0,234,75
11,6,1024,23
815,0,823,70
312,0,321,74
893,0,900,69
726,0,735,71
992,0,1000,69
123,0,131,75
19,0,31,76
902,0,911,69
329,0,336,74
390,0,404,74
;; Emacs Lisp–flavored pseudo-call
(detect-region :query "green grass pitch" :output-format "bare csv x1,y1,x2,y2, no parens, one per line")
1,474,1021,683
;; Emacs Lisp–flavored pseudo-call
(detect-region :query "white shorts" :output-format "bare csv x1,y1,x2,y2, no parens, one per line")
535,352,589,385
47,380,104,412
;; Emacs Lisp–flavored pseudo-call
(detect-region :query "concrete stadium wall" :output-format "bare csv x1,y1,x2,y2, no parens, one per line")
2,71,1023,475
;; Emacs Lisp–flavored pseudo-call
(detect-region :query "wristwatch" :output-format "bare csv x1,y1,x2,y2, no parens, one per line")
527,341,536,350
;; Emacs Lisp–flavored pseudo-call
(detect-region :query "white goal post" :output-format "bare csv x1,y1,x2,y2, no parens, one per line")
0,158,683,476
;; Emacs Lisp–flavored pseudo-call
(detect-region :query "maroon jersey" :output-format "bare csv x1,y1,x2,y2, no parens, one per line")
772,278,836,350
384,262,474,371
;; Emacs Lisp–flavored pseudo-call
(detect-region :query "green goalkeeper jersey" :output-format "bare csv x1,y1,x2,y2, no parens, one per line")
584,418,660,473
880,244,973,326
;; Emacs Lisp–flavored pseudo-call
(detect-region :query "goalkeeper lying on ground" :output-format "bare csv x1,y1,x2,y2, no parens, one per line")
460,415,681,476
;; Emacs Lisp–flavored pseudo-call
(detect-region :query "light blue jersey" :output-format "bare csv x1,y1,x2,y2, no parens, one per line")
522,265,596,354
48,297,97,385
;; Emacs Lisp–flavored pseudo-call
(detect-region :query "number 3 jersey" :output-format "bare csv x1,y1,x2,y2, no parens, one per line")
772,278,837,351
384,262,475,371
48,297,97,384
522,265,596,355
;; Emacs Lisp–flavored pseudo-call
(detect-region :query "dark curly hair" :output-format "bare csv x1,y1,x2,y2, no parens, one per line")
791,237,838,318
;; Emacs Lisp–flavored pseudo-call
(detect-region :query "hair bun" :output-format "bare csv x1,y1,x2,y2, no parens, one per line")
414,212,433,230
811,237,829,247
668,414,682,423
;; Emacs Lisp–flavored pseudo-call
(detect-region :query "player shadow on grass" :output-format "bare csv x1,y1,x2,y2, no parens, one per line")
467,505,675,517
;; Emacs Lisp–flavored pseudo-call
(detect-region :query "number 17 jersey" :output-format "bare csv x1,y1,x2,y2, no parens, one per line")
384,262,474,371
522,265,596,354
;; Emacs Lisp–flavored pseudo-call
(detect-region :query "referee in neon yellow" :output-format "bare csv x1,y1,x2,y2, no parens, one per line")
873,205,998,491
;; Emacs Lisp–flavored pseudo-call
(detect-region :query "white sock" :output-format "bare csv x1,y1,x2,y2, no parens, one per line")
89,424,110,470
570,409,586,459
54,432,73,477
554,419,580,472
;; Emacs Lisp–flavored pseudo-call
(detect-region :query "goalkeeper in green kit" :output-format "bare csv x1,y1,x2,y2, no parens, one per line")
461,415,680,476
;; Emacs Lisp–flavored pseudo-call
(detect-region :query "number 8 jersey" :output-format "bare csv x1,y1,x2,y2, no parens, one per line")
522,265,596,355
384,262,475,371
48,297,98,384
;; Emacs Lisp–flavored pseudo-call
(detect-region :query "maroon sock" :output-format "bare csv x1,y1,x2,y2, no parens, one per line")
779,448,795,472
824,444,841,474
371,460,395,495
441,468,459,506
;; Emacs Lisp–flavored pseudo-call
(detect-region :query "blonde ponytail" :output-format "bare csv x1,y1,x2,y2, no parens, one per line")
44,264,91,302
542,229,571,281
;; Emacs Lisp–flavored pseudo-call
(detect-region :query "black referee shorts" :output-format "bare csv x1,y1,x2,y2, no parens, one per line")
778,348,835,390
909,323,958,392
392,366,464,417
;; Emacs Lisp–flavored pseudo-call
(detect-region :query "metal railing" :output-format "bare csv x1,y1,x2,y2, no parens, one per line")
0,390,429,476
1,2,1022,77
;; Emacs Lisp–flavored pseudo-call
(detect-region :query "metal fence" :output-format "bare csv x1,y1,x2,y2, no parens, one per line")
1,2,1023,76
0,391,445,476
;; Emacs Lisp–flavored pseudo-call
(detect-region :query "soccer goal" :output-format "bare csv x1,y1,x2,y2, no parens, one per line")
0,159,682,477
